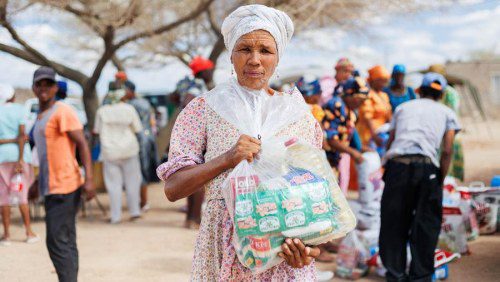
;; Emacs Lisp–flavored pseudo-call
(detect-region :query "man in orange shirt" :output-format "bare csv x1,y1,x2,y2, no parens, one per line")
31,66,95,282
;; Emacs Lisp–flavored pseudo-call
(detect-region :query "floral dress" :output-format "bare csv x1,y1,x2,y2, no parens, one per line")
157,90,323,281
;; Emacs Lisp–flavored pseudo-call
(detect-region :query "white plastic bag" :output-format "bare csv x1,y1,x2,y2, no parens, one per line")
438,207,469,254
336,231,370,279
204,79,356,273
474,192,499,234
356,152,384,205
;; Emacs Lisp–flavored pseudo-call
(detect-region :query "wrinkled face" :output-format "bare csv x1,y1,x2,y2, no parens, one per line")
370,78,389,91
231,30,278,90
335,68,351,83
33,79,57,103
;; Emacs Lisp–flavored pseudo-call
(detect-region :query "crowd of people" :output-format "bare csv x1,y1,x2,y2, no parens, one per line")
0,67,160,281
0,4,467,282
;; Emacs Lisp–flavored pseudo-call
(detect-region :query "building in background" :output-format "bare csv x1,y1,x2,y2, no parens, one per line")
446,59,500,118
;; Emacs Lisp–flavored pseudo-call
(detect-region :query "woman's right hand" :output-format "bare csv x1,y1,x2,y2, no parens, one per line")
352,150,364,164
223,134,261,168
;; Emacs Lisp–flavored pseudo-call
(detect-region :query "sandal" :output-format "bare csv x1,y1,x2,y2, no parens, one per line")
26,235,40,244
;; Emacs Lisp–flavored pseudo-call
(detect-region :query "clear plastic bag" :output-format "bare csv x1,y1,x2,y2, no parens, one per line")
335,231,370,279
9,173,23,206
204,79,356,273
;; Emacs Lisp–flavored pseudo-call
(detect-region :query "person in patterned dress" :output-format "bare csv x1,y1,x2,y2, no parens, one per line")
323,77,369,194
156,5,325,281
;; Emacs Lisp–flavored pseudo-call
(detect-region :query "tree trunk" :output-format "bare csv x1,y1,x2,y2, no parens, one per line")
82,82,99,131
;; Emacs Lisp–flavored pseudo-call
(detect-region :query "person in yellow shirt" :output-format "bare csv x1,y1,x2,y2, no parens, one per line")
357,65,392,150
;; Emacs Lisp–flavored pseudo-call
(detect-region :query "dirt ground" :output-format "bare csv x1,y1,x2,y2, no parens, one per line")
0,119,499,282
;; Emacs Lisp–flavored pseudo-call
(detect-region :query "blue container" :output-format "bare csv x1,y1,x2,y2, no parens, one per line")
432,264,449,281
491,175,500,187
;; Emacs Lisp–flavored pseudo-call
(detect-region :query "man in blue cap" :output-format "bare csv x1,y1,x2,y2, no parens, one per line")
384,64,416,112
380,72,461,282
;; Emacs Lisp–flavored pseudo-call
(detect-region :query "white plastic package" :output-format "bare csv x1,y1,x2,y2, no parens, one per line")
204,79,356,273
356,152,384,205
335,231,370,280
438,207,469,254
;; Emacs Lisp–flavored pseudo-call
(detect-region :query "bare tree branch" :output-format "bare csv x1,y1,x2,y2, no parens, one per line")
0,42,88,84
111,54,125,71
114,0,215,50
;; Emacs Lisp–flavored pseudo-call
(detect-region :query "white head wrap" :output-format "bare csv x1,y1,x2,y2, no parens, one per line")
221,4,294,59
0,83,15,105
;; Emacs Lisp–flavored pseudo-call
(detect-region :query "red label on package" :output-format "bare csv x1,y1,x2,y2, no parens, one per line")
230,175,259,196
249,236,271,252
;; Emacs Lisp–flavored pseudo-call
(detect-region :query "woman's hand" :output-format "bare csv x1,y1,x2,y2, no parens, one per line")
352,150,364,164
223,135,261,168
14,160,24,173
278,238,320,268
373,135,384,147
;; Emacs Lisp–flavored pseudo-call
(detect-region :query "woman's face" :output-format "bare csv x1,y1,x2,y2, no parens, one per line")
231,30,278,90
343,95,366,110
370,78,389,91
335,68,351,83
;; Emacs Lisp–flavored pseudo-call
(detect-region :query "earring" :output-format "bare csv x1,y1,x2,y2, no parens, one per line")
231,68,234,75
276,69,280,79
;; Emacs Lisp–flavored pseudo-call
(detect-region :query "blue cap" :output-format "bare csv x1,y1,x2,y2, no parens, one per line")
57,81,67,94
296,75,321,97
421,72,447,92
392,64,406,75
342,77,370,96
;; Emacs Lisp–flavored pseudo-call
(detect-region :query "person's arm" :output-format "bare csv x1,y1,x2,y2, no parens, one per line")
328,138,363,163
366,118,383,146
14,125,27,173
67,129,95,200
164,135,261,202
0,139,16,144
386,129,395,151
439,130,455,184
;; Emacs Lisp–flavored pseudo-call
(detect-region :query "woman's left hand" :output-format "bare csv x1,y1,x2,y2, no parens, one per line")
278,238,320,268
14,160,24,173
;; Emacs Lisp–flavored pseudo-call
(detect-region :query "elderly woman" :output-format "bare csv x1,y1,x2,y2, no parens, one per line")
157,5,323,280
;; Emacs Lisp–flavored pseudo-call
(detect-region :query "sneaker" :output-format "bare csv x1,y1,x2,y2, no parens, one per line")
130,215,141,222
26,235,40,244
316,270,334,281
0,237,11,246
435,249,461,267
141,203,150,213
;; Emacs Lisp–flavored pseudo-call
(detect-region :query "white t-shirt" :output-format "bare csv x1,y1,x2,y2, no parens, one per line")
385,98,461,167
94,103,142,161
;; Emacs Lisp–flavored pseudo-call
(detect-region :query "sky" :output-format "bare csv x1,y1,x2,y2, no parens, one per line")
0,0,499,96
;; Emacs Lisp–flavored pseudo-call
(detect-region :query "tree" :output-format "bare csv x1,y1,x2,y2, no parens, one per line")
0,0,438,127
136,0,429,69
0,0,214,129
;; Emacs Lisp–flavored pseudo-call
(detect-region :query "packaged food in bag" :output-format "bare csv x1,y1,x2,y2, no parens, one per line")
204,79,355,273
356,152,384,205
438,207,469,254
474,191,500,234
335,231,370,279
227,139,356,272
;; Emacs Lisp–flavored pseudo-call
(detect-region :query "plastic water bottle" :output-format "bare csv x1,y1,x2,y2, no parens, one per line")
9,174,23,206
